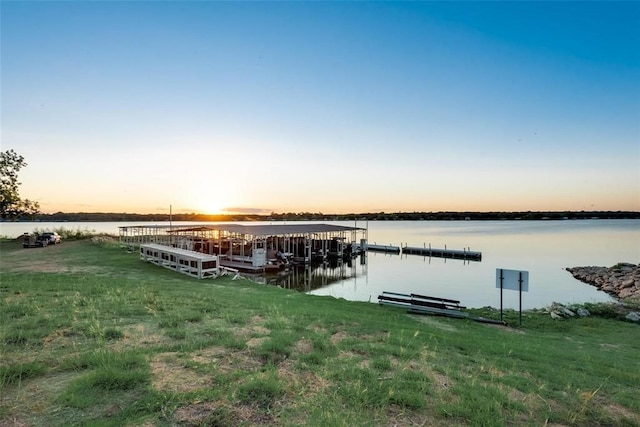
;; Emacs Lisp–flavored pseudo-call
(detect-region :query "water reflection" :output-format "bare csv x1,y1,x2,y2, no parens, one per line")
245,254,368,292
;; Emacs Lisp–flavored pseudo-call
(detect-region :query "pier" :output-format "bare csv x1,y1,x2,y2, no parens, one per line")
401,244,482,261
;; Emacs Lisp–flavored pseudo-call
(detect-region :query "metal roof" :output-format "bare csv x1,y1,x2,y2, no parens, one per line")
141,243,218,260
170,223,365,236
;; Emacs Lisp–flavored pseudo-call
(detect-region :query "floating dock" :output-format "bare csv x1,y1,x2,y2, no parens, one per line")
365,243,401,253
401,245,482,261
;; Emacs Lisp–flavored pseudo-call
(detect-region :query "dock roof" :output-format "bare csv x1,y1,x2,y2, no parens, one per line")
168,223,365,236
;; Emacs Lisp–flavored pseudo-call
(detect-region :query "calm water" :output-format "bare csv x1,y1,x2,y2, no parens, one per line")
2,219,638,309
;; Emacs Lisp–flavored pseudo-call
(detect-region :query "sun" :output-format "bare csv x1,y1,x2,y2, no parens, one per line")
200,201,227,215
188,185,236,215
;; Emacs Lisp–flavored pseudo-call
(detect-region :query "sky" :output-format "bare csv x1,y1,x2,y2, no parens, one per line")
2,1,639,215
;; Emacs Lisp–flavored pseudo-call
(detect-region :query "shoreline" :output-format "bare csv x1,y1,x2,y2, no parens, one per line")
566,263,640,300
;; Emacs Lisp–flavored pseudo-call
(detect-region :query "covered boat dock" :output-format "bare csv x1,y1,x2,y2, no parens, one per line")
120,223,368,272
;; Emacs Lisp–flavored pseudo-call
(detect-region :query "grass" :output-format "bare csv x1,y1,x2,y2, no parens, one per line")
0,238,639,426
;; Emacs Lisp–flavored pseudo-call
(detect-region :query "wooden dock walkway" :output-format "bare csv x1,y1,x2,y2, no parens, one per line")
401,245,482,261
365,243,401,253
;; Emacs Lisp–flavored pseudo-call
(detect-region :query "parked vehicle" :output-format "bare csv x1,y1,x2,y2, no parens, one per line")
22,233,48,248
40,231,62,244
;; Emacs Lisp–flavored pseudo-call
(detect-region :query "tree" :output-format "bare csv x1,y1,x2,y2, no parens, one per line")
0,150,40,220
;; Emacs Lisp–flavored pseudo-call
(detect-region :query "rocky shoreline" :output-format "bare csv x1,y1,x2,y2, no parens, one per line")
566,263,640,299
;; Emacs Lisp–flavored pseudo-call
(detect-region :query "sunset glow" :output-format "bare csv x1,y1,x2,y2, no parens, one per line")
2,2,638,214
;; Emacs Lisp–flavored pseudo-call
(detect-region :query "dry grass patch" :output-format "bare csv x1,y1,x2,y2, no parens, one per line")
246,337,268,349
236,325,270,338
150,353,212,393
275,359,331,399
190,346,228,364
0,371,78,423
250,314,265,324
381,405,449,427
336,350,364,361
330,331,348,345
235,316,271,339
173,401,225,426
0,418,29,427
430,370,453,394
234,403,277,425
587,394,640,425
395,358,454,394
477,363,506,378
604,402,640,424
213,350,263,375
294,338,312,354
111,325,172,352
41,327,82,350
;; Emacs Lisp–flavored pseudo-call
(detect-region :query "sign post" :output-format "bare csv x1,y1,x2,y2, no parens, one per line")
496,268,529,326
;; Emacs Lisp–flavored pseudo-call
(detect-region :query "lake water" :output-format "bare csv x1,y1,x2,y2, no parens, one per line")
2,219,638,309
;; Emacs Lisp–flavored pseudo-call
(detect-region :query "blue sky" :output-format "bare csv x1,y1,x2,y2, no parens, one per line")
2,1,639,214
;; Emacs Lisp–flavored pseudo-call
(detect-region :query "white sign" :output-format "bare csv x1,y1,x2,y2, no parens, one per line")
496,268,529,292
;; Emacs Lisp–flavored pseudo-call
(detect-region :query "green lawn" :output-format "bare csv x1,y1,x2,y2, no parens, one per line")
1,238,638,426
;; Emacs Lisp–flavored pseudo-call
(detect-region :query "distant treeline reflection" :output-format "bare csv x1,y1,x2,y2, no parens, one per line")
17,210,640,222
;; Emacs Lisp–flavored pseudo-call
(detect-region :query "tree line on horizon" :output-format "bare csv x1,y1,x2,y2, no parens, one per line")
2,150,638,223
8,210,640,222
